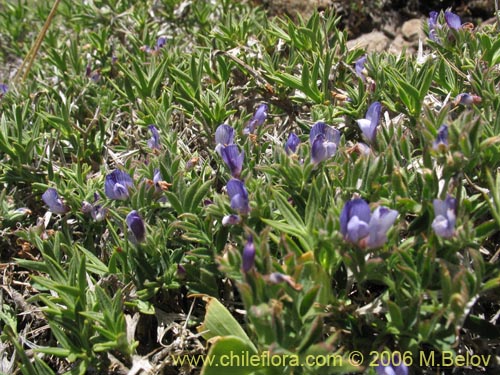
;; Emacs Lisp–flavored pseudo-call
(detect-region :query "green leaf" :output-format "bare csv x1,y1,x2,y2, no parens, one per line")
305,182,320,232
273,190,306,230
185,178,212,212
488,38,500,66
31,357,57,375
35,347,72,358
198,296,256,352
297,316,323,353
200,336,258,375
299,285,320,317
261,218,311,251
387,300,404,331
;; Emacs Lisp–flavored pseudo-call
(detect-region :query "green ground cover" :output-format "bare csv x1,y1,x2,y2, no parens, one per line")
1,1,500,374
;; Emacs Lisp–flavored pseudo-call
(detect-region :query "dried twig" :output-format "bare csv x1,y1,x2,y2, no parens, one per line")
15,0,62,82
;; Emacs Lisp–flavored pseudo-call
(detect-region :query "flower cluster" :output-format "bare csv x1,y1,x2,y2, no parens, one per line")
42,188,69,214
340,198,398,249
215,123,244,179
147,125,161,150
356,101,381,145
0,83,8,99
40,124,174,244
214,111,255,229
309,121,340,164
243,104,268,134
141,36,167,54
285,133,300,155
104,170,134,200
432,195,456,238
81,193,107,222
428,10,474,43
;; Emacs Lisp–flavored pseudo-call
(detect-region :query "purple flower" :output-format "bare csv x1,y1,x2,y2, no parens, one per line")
150,168,171,193
81,200,93,214
309,122,341,164
82,192,107,221
147,125,160,150
156,36,166,49
340,198,398,249
141,36,167,54
104,170,134,200
433,124,448,151
222,214,242,226
215,124,235,155
221,144,244,178
432,195,456,238
267,272,302,290
368,207,400,248
91,204,107,221
340,199,371,242
354,55,367,81
153,169,162,185
42,188,69,214
376,354,408,375
356,101,381,144
355,142,372,156
126,210,146,243
445,11,462,30
428,11,439,42
0,83,8,98
226,179,250,215
242,235,256,272
243,104,268,134
285,133,300,154
453,93,482,106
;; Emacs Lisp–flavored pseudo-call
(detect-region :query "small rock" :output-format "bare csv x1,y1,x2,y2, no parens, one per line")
388,34,406,54
401,18,424,42
347,31,390,53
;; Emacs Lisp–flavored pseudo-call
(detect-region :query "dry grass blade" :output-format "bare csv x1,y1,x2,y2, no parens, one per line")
14,0,62,82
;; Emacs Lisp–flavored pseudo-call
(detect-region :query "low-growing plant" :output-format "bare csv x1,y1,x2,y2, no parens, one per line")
0,1,499,374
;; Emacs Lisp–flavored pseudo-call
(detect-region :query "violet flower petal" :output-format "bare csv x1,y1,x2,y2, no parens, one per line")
153,169,162,185
285,133,300,154
243,104,268,134
432,196,456,238
433,124,448,151
340,198,371,237
147,125,161,150
242,235,256,272
126,210,146,243
310,122,340,164
226,179,250,215
357,101,381,144
346,215,370,243
42,188,69,214
354,55,367,81
215,124,235,155
445,11,462,30
156,36,166,49
104,170,134,200
428,11,439,41
367,206,398,248
222,214,241,226
221,144,244,178
309,122,340,144
311,135,338,164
